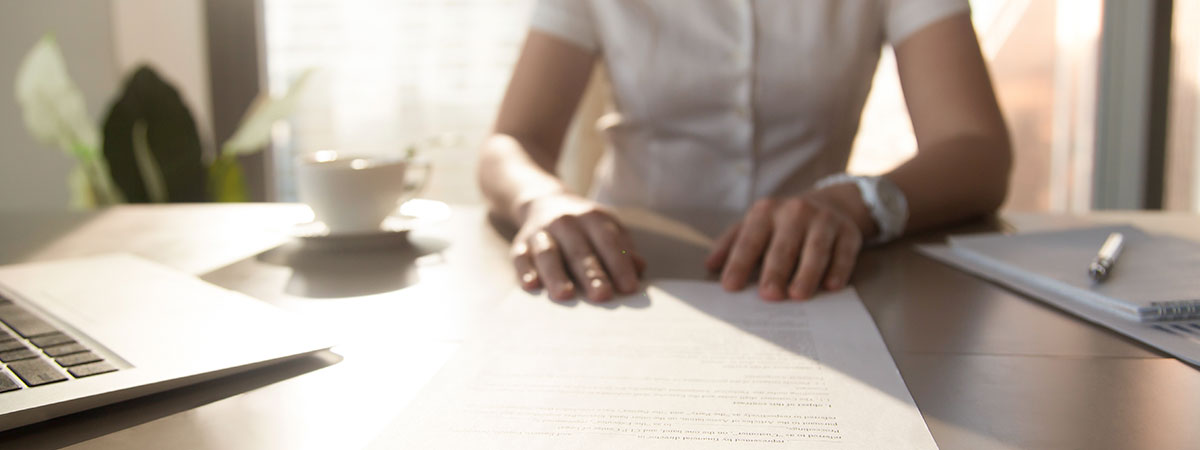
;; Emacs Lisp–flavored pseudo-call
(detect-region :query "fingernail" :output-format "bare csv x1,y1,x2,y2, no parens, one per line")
760,283,784,301
588,279,613,302
618,277,638,294
788,287,805,300
520,271,536,285
553,282,575,300
721,273,740,290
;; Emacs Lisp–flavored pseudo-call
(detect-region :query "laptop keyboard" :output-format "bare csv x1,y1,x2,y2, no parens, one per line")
0,297,117,393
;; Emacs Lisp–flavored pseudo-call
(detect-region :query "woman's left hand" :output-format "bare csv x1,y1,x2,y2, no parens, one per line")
705,188,869,301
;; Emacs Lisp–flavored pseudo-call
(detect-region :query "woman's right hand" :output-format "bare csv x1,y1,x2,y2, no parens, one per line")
511,193,646,301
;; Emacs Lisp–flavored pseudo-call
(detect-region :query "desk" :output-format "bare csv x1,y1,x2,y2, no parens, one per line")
0,204,1198,450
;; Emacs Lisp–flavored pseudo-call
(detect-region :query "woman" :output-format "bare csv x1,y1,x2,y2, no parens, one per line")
479,0,1011,302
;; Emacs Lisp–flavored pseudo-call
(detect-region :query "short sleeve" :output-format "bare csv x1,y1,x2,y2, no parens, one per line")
530,0,599,52
884,0,970,45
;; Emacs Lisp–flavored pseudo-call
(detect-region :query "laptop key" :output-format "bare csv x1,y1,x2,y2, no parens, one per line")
68,361,117,378
44,343,88,357
0,329,15,342
56,351,102,367
0,340,26,352
0,371,20,393
29,332,75,348
0,304,58,338
9,358,68,386
0,348,38,362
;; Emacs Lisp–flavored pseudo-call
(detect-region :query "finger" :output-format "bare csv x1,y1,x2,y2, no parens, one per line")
512,241,541,290
758,207,806,301
721,200,775,291
571,254,615,302
579,212,640,294
609,216,647,276
529,231,575,300
548,217,615,302
705,223,741,272
788,214,839,300
824,223,863,291
633,253,647,275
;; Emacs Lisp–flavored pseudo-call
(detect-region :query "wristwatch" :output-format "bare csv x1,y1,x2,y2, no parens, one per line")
815,174,909,244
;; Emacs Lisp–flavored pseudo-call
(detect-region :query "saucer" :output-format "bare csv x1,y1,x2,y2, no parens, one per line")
286,199,451,242
287,215,414,240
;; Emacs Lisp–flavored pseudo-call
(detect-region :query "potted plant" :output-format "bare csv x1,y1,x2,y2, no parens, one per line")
14,34,311,207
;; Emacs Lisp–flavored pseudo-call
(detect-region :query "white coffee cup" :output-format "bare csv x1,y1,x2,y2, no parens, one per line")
296,150,431,234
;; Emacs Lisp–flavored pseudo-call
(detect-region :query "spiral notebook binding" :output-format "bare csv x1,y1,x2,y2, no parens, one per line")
1146,301,1200,321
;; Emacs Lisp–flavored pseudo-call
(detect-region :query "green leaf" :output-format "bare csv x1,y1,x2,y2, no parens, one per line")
102,66,207,203
208,155,249,202
221,68,315,156
71,152,125,207
80,148,124,206
14,34,100,156
67,165,96,209
131,120,168,203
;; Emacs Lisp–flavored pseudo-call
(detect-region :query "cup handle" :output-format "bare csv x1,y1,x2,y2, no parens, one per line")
399,158,433,204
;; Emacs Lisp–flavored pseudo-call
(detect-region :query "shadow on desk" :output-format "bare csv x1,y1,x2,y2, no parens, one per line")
0,351,342,450
253,234,450,298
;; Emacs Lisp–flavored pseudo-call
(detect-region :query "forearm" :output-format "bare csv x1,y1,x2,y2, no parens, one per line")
868,11,1011,237
478,133,571,226
886,133,1012,234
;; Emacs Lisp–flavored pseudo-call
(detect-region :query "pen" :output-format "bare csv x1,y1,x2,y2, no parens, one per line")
1088,232,1124,282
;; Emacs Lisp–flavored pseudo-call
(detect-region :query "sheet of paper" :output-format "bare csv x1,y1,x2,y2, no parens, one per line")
372,280,937,449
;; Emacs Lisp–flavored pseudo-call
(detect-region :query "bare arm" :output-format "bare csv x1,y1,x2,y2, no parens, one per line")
478,30,595,225
479,31,644,301
887,12,1013,232
708,13,1011,300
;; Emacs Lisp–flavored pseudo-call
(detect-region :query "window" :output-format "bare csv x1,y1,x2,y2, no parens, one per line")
265,0,1110,213
1166,0,1200,212
263,0,534,203
850,0,1103,212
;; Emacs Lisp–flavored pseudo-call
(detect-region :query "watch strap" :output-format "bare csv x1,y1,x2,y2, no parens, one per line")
815,173,908,244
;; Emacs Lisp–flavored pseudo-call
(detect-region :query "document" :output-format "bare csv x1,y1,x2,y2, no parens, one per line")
373,280,937,449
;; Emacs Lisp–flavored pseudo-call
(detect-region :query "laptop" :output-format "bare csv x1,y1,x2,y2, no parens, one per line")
0,253,333,431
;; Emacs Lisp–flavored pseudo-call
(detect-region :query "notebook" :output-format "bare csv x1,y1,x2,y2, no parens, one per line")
918,225,1200,366
0,253,333,431
942,225,1200,322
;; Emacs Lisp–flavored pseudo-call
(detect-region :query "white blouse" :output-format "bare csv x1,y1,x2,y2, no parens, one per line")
530,0,969,217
